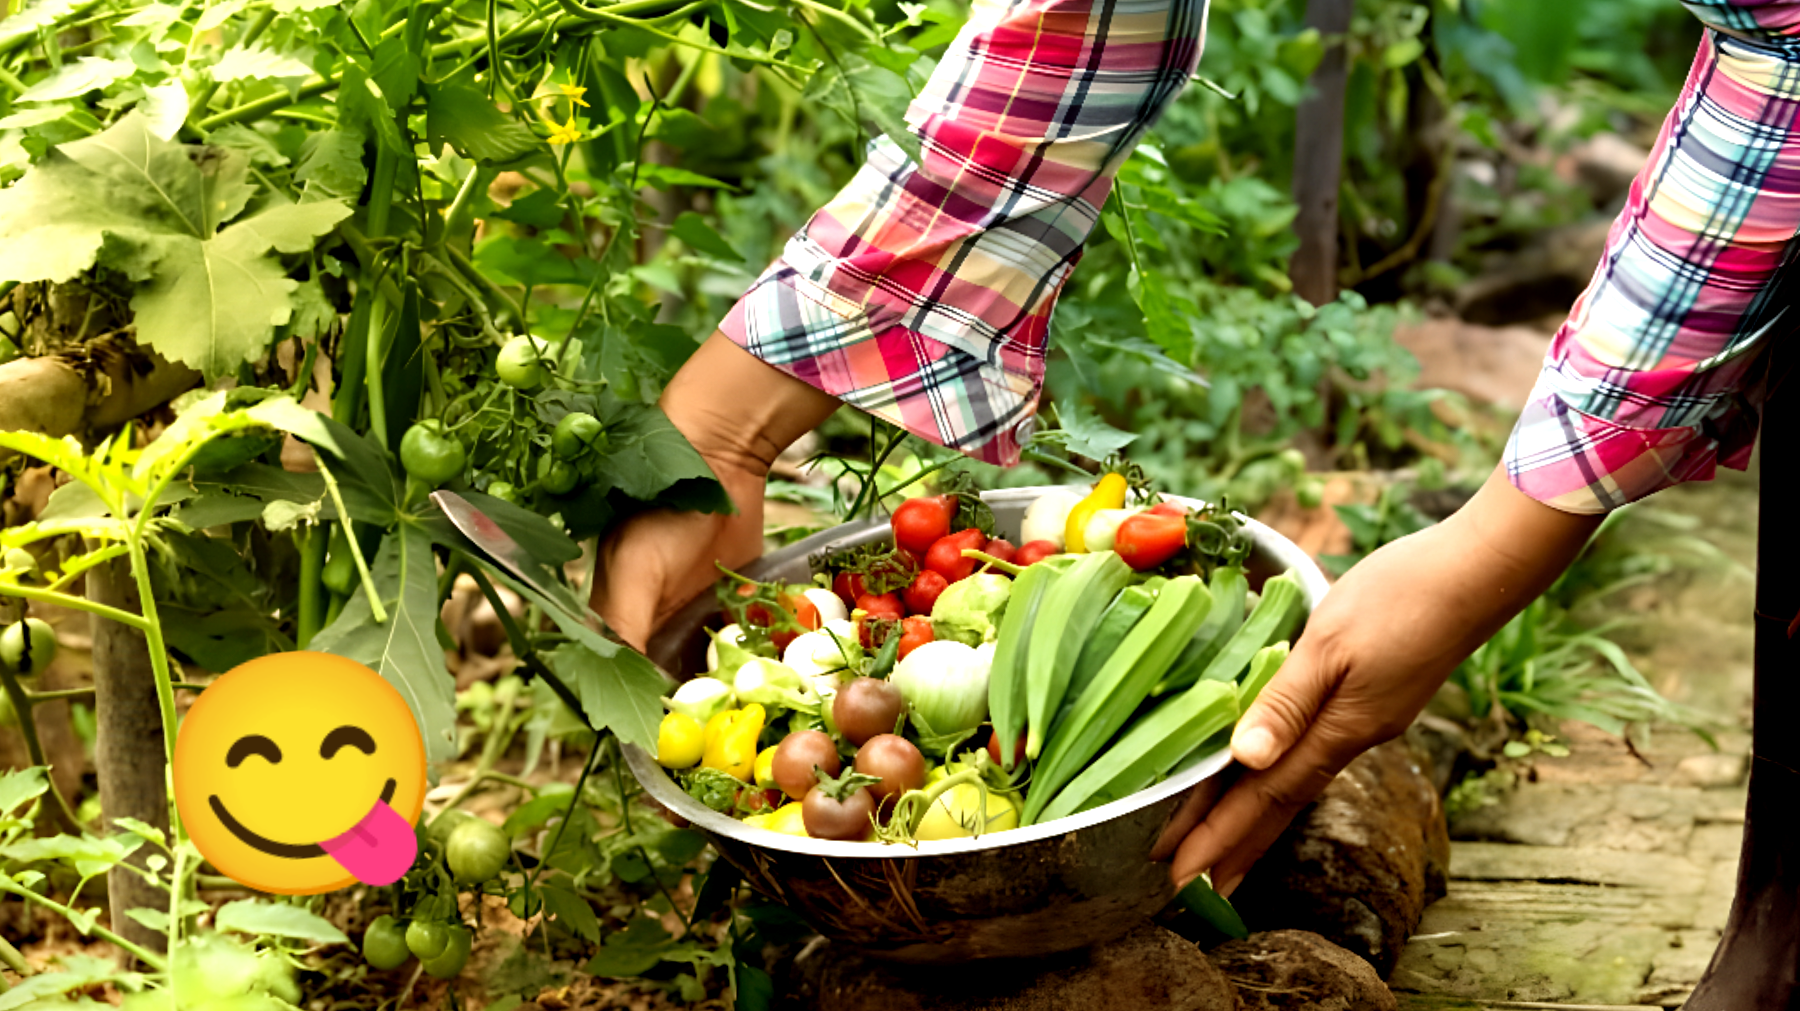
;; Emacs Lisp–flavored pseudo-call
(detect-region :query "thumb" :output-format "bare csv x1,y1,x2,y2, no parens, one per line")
1230,634,1336,770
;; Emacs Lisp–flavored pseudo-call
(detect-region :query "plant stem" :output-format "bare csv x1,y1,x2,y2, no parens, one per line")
25,687,96,704
186,5,276,127
194,77,334,131
0,879,167,971
0,583,149,632
0,933,29,975
297,522,326,648
312,455,388,623
0,663,83,833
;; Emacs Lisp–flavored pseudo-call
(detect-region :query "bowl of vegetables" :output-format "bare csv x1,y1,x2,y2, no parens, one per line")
625,483,1330,963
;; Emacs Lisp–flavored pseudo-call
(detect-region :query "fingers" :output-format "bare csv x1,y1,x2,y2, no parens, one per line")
1170,723,1353,894
1230,630,1339,770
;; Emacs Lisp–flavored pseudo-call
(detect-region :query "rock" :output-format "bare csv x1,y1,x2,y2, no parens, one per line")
1229,740,1451,977
1207,931,1396,1011
1390,319,1548,410
1673,753,1747,789
785,923,1240,1011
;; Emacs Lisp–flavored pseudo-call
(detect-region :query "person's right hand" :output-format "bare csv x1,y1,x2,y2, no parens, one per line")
587,334,840,651
1165,468,1605,894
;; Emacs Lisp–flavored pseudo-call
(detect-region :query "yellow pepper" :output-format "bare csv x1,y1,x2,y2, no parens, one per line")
743,801,809,837
702,704,765,781
656,712,705,769
1064,472,1129,553
753,745,781,790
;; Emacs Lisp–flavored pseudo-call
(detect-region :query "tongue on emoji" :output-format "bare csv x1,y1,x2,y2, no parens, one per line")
319,800,416,886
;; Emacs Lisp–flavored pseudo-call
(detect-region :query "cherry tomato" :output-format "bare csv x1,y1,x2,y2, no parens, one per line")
891,496,955,555
537,456,579,495
1014,540,1060,567
982,538,1017,566
987,729,1028,770
1114,513,1188,571
854,734,927,803
496,335,551,390
362,915,411,970
446,818,510,884
422,925,472,979
399,422,465,487
902,570,949,615
1148,501,1188,518
802,783,875,840
406,920,449,960
551,411,607,460
1,618,57,675
833,571,868,609
924,528,987,582
833,678,905,746
897,615,934,661
855,592,905,623
772,730,842,800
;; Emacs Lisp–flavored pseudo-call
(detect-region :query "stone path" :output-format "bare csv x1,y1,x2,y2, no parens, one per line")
1391,470,1759,1010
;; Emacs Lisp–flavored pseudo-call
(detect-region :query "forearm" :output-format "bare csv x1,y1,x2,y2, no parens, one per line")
662,333,841,492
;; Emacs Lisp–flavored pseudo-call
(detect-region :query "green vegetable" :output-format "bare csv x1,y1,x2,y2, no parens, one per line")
1154,566,1248,695
496,334,552,389
891,640,993,752
1178,874,1249,940
985,557,1073,770
362,915,411,970
1033,679,1236,823
1023,550,1133,759
399,422,466,487
734,658,820,712
446,818,510,883
538,455,579,495
0,618,57,676
1190,571,1302,685
1235,641,1292,712
1025,574,1214,823
1066,582,1158,707
682,766,746,814
405,919,449,960
551,411,606,460
485,480,521,505
929,572,1012,646
422,925,472,978
425,809,476,852
321,527,356,596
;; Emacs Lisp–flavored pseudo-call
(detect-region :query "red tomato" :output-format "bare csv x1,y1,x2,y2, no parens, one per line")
895,547,922,572
1114,513,1188,571
982,538,1017,566
986,729,1028,770
1014,540,1060,567
833,571,868,609
735,583,775,626
924,528,987,582
1148,501,1188,518
897,615,934,660
892,496,955,555
856,592,905,623
903,570,949,615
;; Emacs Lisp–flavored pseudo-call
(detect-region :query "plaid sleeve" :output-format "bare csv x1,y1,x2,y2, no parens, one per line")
717,0,1209,466
1504,15,1800,514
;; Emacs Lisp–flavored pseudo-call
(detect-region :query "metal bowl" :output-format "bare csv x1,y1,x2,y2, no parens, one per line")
625,487,1331,963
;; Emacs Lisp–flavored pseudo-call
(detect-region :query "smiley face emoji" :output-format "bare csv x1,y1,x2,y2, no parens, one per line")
174,652,427,895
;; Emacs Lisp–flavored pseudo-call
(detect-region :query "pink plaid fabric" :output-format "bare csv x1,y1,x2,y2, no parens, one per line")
1506,2,1800,513
718,0,1208,465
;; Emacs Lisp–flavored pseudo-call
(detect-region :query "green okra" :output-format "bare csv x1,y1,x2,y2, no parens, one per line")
1193,570,1302,685
1153,565,1248,696
1235,640,1292,712
1064,580,1160,710
1034,678,1237,823
985,556,1074,770
1023,550,1135,760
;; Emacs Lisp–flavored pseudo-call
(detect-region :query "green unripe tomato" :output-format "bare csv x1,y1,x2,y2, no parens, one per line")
405,919,449,961
362,915,411,970
495,335,552,390
322,528,356,596
1277,448,1308,477
400,423,466,487
446,818,510,884
421,925,472,979
1,618,57,675
4,547,38,577
425,809,476,852
538,456,579,496
1295,477,1326,510
484,481,521,506
550,412,606,461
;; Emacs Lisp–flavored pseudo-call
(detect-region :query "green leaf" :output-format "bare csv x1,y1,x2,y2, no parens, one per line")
1042,401,1138,461
543,641,664,750
128,233,294,379
0,954,137,1011
1176,874,1248,939
631,162,736,191
735,964,774,1011
426,80,541,165
0,767,48,817
594,398,722,501
670,211,743,262
17,57,135,102
0,833,141,879
474,234,593,288
213,47,313,81
310,523,457,763
295,128,368,200
540,884,601,941
489,187,565,230
214,899,350,944
137,80,190,141
583,917,672,977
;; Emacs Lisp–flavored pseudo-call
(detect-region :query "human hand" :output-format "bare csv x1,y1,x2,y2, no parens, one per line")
1165,470,1604,894
588,334,839,651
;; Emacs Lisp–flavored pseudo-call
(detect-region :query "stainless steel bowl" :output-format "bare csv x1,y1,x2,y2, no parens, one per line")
626,487,1331,963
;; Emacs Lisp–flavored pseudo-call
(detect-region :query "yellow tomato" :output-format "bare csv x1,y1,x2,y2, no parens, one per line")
656,713,705,769
915,783,1020,841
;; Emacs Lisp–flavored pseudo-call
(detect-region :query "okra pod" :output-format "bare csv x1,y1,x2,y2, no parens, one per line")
1153,566,1248,695
1024,551,1134,759
985,557,1071,770
1192,570,1302,685
1234,640,1291,711
1033,679,1236,823
1024,575,1214,822
1065,581,1159,709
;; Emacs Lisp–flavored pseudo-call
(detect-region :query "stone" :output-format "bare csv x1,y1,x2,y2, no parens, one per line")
784,923,1240,1011
1206,930,1396,1011
1229,740,1451,977
1674,753,1747,789
1390,319,1548,410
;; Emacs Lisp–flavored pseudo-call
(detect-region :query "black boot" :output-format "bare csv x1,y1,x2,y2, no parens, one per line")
1684,359,1800,1010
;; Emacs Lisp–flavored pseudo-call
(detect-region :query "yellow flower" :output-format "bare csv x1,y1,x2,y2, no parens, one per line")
558,83,590,108
547,117,582,145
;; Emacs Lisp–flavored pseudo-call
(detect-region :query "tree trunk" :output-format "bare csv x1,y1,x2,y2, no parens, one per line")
1288,0,1354,307
87,557,170,959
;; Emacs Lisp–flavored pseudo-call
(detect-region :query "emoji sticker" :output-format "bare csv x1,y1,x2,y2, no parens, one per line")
173,652,426,895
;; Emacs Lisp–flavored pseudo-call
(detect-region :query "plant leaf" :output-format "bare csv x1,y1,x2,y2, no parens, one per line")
426,80,541,165
17,57,136,103
543,640,665,751
214,899,350,944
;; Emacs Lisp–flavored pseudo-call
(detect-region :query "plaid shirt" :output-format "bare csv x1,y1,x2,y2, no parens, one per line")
1505,2,1800,513
719,0,1208,465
